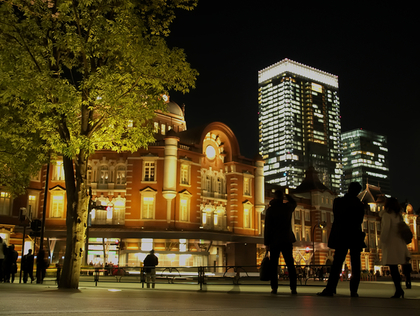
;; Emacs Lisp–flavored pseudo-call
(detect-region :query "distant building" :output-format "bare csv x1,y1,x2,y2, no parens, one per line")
342,129,390,196
258,58,342,193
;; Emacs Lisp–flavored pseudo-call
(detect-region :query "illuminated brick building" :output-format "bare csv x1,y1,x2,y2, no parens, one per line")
1,100,266,269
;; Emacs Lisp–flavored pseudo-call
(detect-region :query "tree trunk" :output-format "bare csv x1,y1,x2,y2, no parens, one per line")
58,154,89,289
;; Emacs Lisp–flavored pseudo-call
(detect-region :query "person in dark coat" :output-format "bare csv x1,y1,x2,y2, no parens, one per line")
143,250,159,288
4,244,18,283
264,190,297,294
22,249,35,283
36,248,48,284
0,237,6,282
317,182,365,297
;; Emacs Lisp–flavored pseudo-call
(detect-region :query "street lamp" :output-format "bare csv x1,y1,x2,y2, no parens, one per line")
312,221,326,265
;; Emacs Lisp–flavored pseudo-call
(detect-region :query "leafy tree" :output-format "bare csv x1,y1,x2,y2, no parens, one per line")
0,99,49,196
0,0,197,288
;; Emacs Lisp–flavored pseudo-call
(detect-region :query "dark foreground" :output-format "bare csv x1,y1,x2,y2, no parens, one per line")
0,280,419,316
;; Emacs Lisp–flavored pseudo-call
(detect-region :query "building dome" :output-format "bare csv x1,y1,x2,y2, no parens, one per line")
167,101,184,117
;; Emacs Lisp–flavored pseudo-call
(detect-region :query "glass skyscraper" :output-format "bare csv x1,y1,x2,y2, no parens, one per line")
258,59,342,193
341,129,390,195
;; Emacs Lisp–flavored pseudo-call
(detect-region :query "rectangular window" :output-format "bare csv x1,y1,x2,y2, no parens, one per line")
322,229,327,243
243,178,251,196
51,194,64,218
153,122,159,133
295,210,300,220
142,196,154,219
0,191,11,216
295,226,301,241
244,207,251,228
305,211,310,221
180,164,189,185
116,166,126,185
99,166,109,184
180,198,188,222
141,238,153,251
144,162,155,181
52,161,65,181
305,228,311,242
28,195,37,219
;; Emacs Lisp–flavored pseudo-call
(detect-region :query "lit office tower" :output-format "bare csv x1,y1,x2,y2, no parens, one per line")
258,59,342,192
341,129,390,195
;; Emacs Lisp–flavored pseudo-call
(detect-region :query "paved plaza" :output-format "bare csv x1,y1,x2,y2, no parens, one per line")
0,279,419,316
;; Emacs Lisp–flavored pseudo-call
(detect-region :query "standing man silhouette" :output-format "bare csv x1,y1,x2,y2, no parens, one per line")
317,182,365,297
143,249,158,288
264,190,297,294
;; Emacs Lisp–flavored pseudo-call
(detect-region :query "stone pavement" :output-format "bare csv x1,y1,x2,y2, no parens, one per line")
0,279,419,316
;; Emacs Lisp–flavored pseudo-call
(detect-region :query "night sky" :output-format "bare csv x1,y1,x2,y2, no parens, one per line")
167,2,419,211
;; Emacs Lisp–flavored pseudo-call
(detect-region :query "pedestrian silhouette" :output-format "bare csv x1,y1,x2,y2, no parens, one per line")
36,248,48,284
317,182,365,297
264,190,297,295
143,250,159,288
4,244,18,283
0,237,7,282
379,197,410,298
22,249,35,283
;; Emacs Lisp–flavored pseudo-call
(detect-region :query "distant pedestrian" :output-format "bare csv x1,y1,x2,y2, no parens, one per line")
36,248,48,284
0,237,6,282
143,250,158,288
4,245,18,283
264,190,297,295
22,249,35,283
379,197,410,298
317,182,365,297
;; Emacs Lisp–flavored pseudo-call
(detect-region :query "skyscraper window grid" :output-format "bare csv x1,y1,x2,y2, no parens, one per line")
258,59,342,193
341,129,390,195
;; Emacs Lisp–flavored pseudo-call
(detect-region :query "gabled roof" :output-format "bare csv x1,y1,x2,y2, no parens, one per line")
358,183,386,204
294,166,333,194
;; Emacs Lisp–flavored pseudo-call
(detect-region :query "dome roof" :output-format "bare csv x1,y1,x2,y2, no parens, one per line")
167,101,184,117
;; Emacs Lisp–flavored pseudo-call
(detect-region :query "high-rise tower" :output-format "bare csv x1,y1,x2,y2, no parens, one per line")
258,59,342,193
342,128,390,195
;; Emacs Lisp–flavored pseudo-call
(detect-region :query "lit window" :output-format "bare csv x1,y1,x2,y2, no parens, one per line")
142,196,154,219
161,124,166,135
179,239,187,252
295,226,301,241
0,192,11,216
180,164,190,185
141,238,153,251
143,161,156,182
243,177,251,196
180,198,189,222
50,193,65,218
99,165,109,184
28,195,37,219
243,203,253,229
153,122,159,133
52,160,65,181
116,165,126,185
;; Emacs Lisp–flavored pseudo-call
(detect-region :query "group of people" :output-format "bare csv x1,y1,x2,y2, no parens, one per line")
264,182,412,298
0,238,18,283
0,238,47,284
